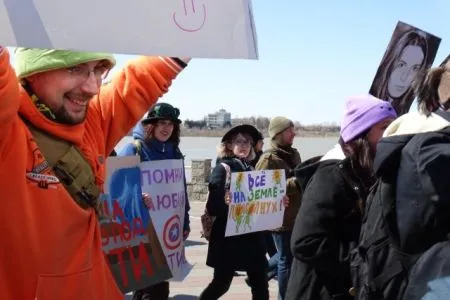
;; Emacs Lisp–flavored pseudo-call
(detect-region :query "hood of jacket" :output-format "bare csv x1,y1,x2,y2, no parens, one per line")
320,143,346,162
132,122,182,160
293,144,345,192
374,111,450,177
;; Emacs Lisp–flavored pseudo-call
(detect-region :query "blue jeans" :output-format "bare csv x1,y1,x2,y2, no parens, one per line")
273,231,293,300
268,252,279,280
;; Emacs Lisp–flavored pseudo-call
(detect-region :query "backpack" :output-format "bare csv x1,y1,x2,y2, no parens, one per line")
349,155,419,299
21,116,101,212
200,162,231,241
293,155,323,191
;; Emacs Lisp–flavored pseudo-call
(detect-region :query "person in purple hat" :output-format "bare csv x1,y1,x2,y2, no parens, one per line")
285,94,397,300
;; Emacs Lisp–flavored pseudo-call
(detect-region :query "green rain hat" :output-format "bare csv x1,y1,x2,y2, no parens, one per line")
14,48,116,79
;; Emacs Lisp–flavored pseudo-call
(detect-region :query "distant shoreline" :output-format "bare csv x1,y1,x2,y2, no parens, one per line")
126,127,340,138
179,128,340,138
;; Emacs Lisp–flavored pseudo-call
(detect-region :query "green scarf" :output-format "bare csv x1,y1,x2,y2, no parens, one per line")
23,82,57,120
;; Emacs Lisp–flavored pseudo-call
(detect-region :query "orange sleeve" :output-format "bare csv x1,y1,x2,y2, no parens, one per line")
89,57,187,154
0,49,21,153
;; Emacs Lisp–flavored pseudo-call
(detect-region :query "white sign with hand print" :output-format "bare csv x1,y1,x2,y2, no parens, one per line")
0,0,258,59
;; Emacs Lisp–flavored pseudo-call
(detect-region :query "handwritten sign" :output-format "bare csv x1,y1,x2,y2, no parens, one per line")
225,169,286,237
0,0,258,59
100,157,172,293
140,159,193,281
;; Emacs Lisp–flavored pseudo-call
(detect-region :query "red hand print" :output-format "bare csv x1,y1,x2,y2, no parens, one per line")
173,0,207,32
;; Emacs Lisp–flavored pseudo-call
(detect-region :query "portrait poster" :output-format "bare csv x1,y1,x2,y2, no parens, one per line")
100,156,172,293
369,21,441,115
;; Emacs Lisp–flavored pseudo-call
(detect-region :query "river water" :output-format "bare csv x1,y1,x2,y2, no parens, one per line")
115,136,338,182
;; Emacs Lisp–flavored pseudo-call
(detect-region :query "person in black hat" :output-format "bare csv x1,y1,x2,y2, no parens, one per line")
215,127,264,168
199,124,270,300
118,102,190,300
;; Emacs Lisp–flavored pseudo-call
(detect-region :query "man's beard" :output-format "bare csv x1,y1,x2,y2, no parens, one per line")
53,105,88,125
54,92,91,125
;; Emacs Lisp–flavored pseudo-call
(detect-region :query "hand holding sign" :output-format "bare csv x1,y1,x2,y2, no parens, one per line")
142,193,153,209
224,191,232,205
173,0,207,32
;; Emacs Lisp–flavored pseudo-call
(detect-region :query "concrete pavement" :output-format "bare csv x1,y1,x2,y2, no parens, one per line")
126,201,279,299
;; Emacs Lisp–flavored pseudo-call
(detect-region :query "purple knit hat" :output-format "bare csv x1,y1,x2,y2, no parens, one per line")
340,94,397,143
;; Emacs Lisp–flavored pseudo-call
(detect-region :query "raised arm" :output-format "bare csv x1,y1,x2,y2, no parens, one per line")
88,57,189,155
0,48,21,156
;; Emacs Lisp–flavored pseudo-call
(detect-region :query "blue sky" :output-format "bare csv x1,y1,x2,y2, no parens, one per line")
8,1,450,124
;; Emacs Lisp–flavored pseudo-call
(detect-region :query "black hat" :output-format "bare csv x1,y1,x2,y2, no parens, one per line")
221,124,260,144
256,129,264,141
142,103,181,125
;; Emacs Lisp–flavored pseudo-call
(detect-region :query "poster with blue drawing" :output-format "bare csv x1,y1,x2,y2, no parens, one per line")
140,159,193,281
100,156,171,293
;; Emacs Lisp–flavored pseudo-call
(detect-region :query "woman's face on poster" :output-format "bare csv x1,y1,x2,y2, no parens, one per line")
387,45,424,98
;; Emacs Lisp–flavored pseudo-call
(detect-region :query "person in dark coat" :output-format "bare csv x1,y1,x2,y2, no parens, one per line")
377,61,450,300
199,124,270,300
286,95,397,300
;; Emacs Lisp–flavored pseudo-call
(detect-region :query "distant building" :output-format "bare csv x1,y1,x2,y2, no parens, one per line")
205,109,232,129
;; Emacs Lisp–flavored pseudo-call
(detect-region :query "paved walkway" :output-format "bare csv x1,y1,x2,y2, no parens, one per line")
126,202,278,299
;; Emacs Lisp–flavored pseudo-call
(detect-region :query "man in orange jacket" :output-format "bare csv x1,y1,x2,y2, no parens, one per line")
0,46,190,299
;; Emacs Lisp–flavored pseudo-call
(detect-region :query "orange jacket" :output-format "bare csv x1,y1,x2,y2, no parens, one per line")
0,49,186,300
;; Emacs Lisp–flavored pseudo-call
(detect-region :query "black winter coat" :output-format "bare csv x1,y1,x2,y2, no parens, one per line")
286,156,364,300
205,156,267,271
373,110,450,299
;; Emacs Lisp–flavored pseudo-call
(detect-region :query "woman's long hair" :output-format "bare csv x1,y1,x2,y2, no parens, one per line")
339,135,376,211
143,121,181,146
415,65,449,116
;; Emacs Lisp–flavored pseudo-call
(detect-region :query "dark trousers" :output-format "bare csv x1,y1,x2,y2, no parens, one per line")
132,281,169,300
265,231,277,256
199,267,269,300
